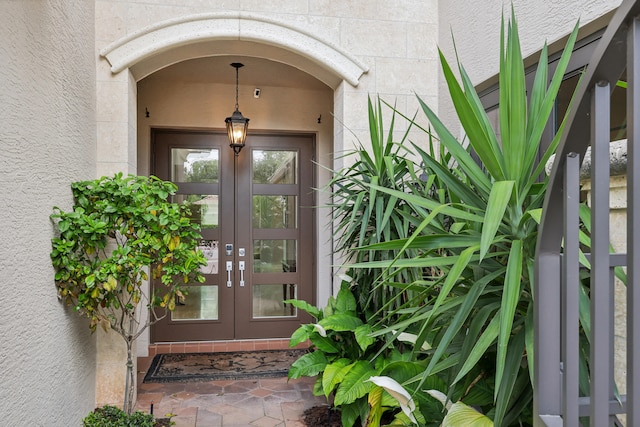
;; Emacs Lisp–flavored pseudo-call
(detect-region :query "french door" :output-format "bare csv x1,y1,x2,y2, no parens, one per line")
150,129,315,341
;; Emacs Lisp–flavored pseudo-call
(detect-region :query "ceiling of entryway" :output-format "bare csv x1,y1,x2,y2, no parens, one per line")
144,56,330,91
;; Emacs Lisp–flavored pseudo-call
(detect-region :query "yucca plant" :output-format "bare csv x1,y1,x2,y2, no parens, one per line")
327,99,426,320
349,11,583,426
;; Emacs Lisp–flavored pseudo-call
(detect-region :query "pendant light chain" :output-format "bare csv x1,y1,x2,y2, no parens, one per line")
235,65,240,111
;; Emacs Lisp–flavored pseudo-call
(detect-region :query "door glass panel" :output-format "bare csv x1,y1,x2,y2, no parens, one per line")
173,194,218,229
253,150,297,184
253,195,297,228
253,284,297,318
197,240,219,275
172,285,219,320
171,148,219,183
253,239,297,273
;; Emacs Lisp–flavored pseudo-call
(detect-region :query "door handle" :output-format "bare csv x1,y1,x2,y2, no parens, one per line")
226,261,233,287
239,261,245,287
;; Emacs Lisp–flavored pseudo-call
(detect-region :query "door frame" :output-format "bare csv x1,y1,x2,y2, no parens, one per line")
149,127,317,343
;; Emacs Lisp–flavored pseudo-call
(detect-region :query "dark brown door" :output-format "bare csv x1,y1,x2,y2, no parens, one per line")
150,129,315,342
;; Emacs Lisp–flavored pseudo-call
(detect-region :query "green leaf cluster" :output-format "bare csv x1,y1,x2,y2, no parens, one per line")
336,11,587,427
290,9,606,427
328,98,426,320
51,173,207,413
288,281,437,426
82,405,159,427
51,173,206,333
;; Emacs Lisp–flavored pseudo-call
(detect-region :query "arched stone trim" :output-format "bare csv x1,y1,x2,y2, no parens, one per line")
99,12,368,88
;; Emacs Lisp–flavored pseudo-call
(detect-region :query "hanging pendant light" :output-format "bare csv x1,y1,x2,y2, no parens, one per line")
225,62,250,155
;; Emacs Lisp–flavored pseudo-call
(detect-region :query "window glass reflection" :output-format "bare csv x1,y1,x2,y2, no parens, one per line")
253,284,297,318
253,195,297,228
253,240,297,273
172,285,218,320
253,150,297,184
171,148,219,183
173,194,219,229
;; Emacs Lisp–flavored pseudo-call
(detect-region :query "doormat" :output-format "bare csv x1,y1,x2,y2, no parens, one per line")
142,349,307,383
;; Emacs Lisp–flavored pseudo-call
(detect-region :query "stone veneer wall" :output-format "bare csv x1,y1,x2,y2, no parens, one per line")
0,1,97,425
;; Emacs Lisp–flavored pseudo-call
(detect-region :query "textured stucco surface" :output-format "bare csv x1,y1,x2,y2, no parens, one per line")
437,0,622,136
94,0,441,366
0,1,97,425
439,0,622,86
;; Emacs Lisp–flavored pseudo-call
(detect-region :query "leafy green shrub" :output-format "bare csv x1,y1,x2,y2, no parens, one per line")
82,406,156,427
51,173,207,412
347,11,586,427
287,279,439,426
290,9,611,427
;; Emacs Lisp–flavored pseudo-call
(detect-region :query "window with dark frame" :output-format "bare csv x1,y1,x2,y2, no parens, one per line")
478,28,628,154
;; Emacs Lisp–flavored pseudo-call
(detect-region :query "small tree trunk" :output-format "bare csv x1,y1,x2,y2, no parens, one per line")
123,321,135,414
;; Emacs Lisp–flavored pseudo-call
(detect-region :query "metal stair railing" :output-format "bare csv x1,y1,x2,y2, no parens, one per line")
535,0,640,425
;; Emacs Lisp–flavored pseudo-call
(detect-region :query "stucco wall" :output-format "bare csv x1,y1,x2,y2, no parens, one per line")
437,0,622,134
96,0,439,164
0,1,97,425
95,0,441,360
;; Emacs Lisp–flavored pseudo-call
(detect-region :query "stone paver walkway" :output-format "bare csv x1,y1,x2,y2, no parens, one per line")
135,375,327,427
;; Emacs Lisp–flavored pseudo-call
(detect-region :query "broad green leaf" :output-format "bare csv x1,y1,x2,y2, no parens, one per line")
480,181,514,260
442,402,494,427
319,313,363,331
367,386,384,427
322,358,352,398
340,401,360,427
355,324,375,351
336,286,357,314
311,335,340,354
288,351,328,379
284,299,322,320
334,361,376,405
289,325,311,347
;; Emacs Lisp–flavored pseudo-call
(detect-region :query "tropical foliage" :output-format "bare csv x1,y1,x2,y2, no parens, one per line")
289,10,590,427
83,405,157,427
50,173,206,413
287,279,441,426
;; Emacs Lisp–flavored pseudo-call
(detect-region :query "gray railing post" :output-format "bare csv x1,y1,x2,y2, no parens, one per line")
590,80,612,427
562,152,580,427
535,0,640,425
627,15,640,427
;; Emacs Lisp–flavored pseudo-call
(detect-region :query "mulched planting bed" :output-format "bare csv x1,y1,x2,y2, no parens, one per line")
302,406,342,427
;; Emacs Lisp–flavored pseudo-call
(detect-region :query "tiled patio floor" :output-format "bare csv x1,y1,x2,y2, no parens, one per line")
136,356,327,427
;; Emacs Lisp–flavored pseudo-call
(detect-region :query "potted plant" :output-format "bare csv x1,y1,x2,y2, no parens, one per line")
50,173,206,414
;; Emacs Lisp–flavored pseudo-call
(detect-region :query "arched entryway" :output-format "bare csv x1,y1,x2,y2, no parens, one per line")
98,13,368,346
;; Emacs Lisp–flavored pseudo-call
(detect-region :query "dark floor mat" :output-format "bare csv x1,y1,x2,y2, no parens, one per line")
143,349,306,383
